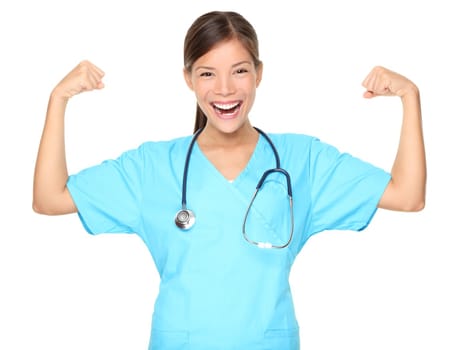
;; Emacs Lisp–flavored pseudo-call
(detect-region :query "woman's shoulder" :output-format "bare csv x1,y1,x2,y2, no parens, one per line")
139,135,192,151
116,135,193,163
267,132,322,147
267,131,342,159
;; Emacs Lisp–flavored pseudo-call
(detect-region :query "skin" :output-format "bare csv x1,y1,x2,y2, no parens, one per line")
183,38,263,181
362,66,426,211
32,41,426,215
33,61,104,215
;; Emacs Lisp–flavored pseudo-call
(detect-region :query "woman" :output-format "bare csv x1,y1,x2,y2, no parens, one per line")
33,10,426,350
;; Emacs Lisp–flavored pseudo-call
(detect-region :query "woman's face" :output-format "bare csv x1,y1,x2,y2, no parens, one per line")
184,38,262,135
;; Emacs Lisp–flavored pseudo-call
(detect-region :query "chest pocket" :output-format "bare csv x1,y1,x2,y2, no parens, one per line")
243,175,293,250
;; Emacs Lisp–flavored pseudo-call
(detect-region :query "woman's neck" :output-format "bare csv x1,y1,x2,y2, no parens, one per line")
195,121,260,181
197,122,258,149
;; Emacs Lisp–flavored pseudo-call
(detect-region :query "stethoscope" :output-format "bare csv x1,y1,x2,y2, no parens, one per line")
174,126,294,249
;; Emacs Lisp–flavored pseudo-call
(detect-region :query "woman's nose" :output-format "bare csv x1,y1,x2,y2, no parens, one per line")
214,75,235,96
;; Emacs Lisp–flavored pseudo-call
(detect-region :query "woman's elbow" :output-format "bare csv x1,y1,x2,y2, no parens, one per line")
379,183,426,212
406,198,425,212
32,192,77,215
395,193,426,212
32,198,55,215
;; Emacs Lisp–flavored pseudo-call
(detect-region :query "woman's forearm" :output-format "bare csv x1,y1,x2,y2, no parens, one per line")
33,94,76,214
387,87,426,211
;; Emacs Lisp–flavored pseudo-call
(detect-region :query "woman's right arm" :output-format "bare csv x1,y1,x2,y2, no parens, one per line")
33,60,105,215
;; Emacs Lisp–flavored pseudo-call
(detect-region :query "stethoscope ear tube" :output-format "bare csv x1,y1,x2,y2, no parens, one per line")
256,168,293,197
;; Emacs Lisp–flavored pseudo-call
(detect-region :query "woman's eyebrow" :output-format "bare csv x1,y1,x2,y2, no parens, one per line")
195,65,215,72
194,61,253,72
232,60,253,68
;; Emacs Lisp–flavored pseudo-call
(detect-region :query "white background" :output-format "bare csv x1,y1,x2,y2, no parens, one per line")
1,0,466,349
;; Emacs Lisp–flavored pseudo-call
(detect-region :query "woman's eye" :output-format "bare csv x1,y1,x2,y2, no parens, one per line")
235,68,248,74
200,72,213,77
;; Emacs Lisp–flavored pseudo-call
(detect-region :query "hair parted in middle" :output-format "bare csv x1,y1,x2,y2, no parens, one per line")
183,11,262,132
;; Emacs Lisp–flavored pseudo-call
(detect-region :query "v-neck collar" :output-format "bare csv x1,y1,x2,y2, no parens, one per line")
192,133,267,186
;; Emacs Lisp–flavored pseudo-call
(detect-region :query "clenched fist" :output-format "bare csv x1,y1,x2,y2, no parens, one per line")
52,60,105,100
362,66,418,99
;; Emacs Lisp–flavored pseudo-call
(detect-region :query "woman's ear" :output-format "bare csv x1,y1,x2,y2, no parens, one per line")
255,62,263,87
183,68,194,90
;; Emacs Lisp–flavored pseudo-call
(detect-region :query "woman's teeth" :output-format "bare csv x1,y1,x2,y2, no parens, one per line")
213,102,240,114
213,102,239,110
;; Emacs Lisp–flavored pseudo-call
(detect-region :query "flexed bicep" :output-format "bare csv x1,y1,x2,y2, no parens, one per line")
33,60,105,215
363,66,426,212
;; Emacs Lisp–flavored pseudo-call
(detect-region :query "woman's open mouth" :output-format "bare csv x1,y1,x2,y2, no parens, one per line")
212,101,242,119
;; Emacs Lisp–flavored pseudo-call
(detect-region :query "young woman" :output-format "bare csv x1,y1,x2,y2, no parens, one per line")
33,10,426,350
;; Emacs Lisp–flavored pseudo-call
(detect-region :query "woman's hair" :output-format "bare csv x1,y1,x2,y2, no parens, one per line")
183,11,262,133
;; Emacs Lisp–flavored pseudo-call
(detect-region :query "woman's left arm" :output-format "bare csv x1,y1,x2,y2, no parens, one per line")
362,66,426,212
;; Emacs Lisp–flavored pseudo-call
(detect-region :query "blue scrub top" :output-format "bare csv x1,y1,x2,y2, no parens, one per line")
67,132,391,349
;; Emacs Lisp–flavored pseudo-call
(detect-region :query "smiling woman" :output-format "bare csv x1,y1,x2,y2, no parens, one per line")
32,9,426,350
183,11,263,133
183,37,261,136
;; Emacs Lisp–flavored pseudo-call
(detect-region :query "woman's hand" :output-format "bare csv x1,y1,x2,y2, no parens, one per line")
52,60,105,101
362,66,418,99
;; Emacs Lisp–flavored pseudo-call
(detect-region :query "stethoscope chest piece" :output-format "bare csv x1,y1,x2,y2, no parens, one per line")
175,209,196,230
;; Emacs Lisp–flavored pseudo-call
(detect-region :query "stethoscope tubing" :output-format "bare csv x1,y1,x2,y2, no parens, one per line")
180,126,205,209
175,126,294,249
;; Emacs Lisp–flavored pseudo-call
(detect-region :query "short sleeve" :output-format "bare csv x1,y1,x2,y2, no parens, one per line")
308,139,391,236
66,145,146,235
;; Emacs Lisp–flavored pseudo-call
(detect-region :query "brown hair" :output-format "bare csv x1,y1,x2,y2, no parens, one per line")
183,11,262,133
